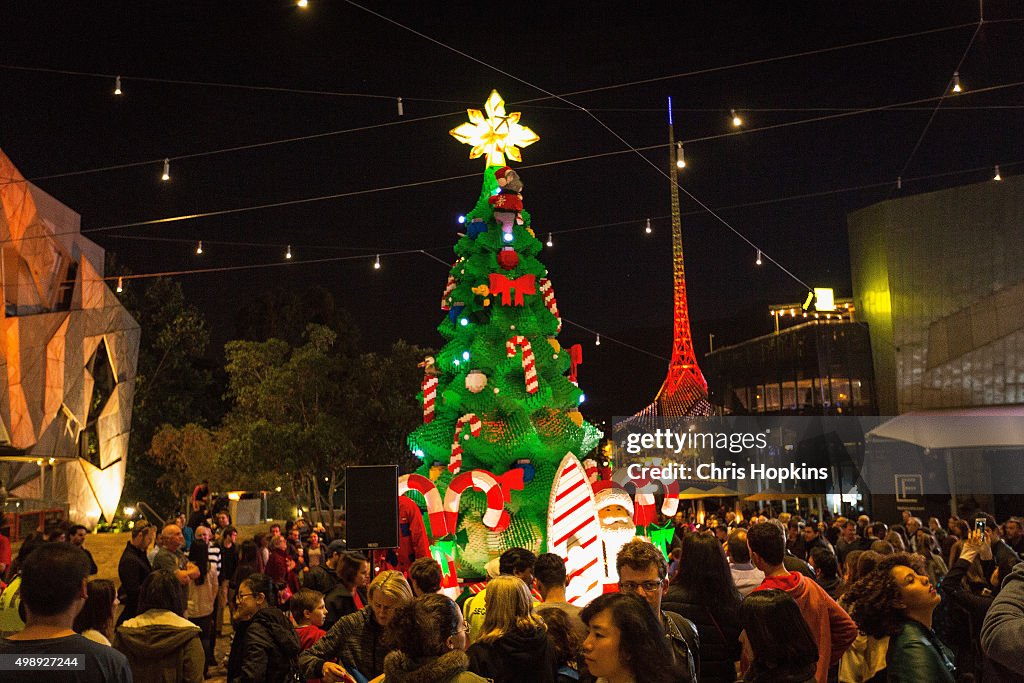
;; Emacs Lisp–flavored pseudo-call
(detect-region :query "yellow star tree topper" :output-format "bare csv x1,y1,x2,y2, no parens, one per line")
449,90,539,166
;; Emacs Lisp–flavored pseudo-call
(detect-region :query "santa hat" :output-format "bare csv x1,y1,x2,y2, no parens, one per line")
591,480,633,514
493,166,513,181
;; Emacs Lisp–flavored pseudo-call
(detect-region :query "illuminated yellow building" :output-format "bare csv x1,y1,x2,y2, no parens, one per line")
848,175,1024,414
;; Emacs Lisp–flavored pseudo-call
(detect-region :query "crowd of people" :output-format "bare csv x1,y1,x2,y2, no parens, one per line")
1,499,1023,683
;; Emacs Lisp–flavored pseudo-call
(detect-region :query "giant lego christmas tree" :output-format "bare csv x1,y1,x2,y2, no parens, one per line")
406,91,603,577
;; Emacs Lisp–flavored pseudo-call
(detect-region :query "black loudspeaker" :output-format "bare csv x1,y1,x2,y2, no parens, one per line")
345,465,399,549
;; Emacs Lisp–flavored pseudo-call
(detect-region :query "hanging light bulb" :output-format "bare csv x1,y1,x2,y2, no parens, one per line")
114,76,122,95
116,276,123,293
297,0,309,7
731,109,743,127
161,158,170,181
645,218,652,234
755,249,762,266
993,165,1002,181
196,240,203,255
374,254,381,269
595,334,601,346
546,233,553,247
952,72,962,93
396,97,404,116
675,141,686,168
285,245,292,259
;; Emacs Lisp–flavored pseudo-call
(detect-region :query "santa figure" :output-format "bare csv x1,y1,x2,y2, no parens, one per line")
592,480,636,586
488,166,524,212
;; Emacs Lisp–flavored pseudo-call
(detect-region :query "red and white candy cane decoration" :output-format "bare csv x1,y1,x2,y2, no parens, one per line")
443,469,511,533
440,273,457,311
399,473,449,537
539,278,561,332
448,413,482,474
422,376,438,424
506,336,538,394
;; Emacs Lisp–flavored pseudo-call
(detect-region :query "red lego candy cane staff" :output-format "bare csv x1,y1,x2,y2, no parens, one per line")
442,469,523,534
399,473,449,537
613,470,681,527
539,278,561,332
568,344,583,384
422,376,438,424
440,273,457,311
448,413,482,474
506,335,538,394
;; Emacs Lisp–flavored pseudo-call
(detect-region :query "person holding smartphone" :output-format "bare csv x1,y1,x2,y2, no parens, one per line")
939,527,1000,678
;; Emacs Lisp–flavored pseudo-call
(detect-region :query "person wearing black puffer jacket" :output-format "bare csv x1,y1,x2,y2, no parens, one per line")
662,533,741,683
227,573,301,683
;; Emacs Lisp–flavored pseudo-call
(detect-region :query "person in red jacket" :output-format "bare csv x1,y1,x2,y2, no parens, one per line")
265,535,300,597
374,496,431,575
741,521,858,683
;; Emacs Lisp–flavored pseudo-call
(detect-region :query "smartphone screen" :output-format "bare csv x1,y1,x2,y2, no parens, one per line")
975,518,987,533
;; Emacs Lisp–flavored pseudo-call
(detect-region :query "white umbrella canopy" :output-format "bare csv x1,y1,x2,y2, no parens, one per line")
866,406,1024,450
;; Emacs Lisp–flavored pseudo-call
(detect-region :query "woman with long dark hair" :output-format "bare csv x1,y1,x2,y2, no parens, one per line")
847,552,955,682
378,593,487,682
74,579,118,645
740,589,818,682
662,531,742,682
467,575,556,683
324,550,370,630
580,592,675,683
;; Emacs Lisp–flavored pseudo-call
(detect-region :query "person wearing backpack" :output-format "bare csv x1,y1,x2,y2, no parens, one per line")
228,573,302,683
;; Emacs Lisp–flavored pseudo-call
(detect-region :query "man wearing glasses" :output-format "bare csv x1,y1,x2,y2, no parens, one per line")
616,538,700,683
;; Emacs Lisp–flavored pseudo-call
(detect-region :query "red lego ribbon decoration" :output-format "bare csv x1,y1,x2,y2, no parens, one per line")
493,468,525,503
489,273,536,306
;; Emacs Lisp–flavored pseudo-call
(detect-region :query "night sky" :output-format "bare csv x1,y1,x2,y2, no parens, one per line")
2,1,1022,421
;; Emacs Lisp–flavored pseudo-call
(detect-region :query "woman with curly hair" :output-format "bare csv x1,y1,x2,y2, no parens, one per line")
373,593,487,683
537,606,583,682
739,589,818,683
467,575,556,683
579,592,675,683
846,552,955,682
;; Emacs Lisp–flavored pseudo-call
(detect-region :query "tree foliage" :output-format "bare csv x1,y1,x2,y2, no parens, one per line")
147,423,225,502
121,277,223,515
121,279,428,525
216,324,428,528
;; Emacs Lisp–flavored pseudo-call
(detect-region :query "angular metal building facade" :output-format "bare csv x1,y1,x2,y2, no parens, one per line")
0,148,139,529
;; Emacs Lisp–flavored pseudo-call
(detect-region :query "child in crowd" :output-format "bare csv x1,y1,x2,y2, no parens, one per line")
291,588,328,651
